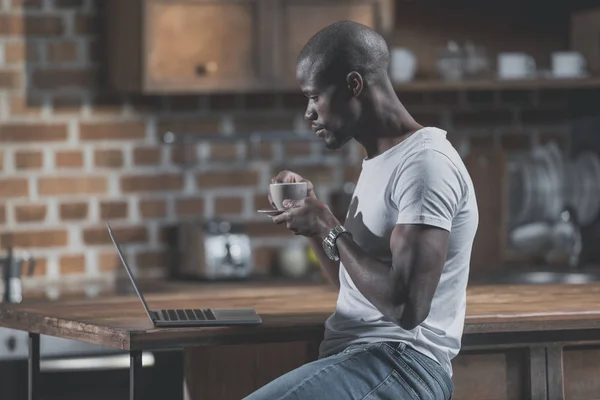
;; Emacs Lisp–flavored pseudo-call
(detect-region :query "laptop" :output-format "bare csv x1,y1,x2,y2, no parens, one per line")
106,222,262,327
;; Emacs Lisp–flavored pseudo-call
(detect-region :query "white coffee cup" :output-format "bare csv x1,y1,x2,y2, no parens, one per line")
269,182,308,210
497,53,536,79
551,52,587,78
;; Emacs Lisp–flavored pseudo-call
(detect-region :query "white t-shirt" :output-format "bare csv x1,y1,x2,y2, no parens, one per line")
319,127,479,377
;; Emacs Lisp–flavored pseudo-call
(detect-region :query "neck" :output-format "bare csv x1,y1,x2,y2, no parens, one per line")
355,80,423,159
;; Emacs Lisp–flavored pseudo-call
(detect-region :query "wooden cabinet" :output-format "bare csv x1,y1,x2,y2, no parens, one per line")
106,0,393,94
272,0,382,86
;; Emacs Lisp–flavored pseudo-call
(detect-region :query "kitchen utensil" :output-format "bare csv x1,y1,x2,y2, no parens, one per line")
390,47,417,83
175,219,252,280
1,244,36,304
497,52,536,80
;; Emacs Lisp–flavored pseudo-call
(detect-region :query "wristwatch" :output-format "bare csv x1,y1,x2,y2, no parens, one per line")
322,225,352,261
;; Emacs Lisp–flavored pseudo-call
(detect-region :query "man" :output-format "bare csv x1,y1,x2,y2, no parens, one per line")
245,20,478,400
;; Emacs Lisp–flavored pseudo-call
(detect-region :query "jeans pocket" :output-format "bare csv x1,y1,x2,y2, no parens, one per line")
407,350,453,399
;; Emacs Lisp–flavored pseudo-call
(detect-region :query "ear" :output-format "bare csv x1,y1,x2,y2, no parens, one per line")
346,72,363,97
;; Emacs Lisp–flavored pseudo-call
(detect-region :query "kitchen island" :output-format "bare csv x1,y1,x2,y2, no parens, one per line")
1,281,600,400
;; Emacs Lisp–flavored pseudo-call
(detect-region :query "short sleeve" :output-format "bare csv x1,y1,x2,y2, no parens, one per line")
391,149,465,232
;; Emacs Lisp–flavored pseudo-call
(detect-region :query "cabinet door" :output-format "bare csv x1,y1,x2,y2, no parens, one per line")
145,0,265,92
274,0,380,86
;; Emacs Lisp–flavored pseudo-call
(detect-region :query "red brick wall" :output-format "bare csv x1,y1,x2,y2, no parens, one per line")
0,0,597,297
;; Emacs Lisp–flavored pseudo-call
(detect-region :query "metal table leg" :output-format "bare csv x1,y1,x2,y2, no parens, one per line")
28,332,40,400
130,351,142,400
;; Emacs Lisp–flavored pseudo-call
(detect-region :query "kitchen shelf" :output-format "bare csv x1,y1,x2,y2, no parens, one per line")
393,77,600,92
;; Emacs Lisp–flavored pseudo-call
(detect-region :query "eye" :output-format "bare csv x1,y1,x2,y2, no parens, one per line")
309,96,319,102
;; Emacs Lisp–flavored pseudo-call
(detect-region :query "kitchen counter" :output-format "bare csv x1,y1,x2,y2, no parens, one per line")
2,282,600,399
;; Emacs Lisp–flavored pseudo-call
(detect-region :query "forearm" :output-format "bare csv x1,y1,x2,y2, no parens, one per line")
308,236,340,288
335,234,407,322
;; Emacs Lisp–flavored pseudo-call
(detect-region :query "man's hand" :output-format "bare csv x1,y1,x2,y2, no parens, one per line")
272,198,339,239
268,170,318,209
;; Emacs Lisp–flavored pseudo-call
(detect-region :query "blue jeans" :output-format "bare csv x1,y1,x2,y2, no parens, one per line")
243,341,453,400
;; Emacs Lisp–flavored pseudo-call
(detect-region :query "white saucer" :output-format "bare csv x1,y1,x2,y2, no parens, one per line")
257,209,284,216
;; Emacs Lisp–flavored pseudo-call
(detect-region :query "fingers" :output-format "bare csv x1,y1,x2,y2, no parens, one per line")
282,198,305,209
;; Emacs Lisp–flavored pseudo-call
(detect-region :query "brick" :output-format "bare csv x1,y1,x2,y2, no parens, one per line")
60,254,85,274
292,166,335,185
8,95,43,117
168,96,201,112
139,199,166,218
538,90,568,107
208,94,237,110
74,14,100,35
136,250,166,269
245,221,292,237
254,193,271,210
54,0,85,8
53,94,84,114
95,149,123,168
344,165,362,182
0,69,22,89
499,90,532,106
129,95,165,114
157,117,221,137
31,257,47,276
465,90,495,105
121,174,183,193
5,41,40,63
284,141,312,157
0,151,3,172
15,150,43,170
500,134,530,150
0,230,67,248
539,131,568,149
60,202,88,220
89,91,125,116
133,147,161,166
98,252,120,272
39,177,107,196
0,205,5,224
83,226,147,245
100,201,128,220
0,15,63,35
252,246,277,274
32,68,98,89
55,150,84,168
411,111,443,127
176,198,204,216
281,93,307,110
9,0,43,9
171,146,197,166
247,142,273,160
427,92,460,106
47,41,78,63
396,92,426,105
244,93,277,109
0,123,67,142
452,110,513,128
234,114,294,133
214,196,244,215
520,108,568,126
15,204,47,222
80,121,145,141
469,136,494,149
197,170,259,188
0,179,29,198
209,143,238,161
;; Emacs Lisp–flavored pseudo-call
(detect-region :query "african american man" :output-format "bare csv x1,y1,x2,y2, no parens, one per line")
244,20,478,400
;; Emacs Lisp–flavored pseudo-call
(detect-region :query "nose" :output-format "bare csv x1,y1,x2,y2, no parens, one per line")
304,105,317,121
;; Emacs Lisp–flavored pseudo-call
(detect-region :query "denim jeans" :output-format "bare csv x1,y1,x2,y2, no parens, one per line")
243,341,454,400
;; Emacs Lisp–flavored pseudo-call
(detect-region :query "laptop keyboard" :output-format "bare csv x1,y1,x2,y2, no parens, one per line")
159,308,216,322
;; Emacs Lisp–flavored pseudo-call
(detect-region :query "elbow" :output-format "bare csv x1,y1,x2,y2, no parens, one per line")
390,303,430,331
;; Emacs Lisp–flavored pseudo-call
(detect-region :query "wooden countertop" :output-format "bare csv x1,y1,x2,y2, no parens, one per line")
2,282,600,351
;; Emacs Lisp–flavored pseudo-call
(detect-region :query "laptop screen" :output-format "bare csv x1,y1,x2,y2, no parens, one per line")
105,222,155,324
